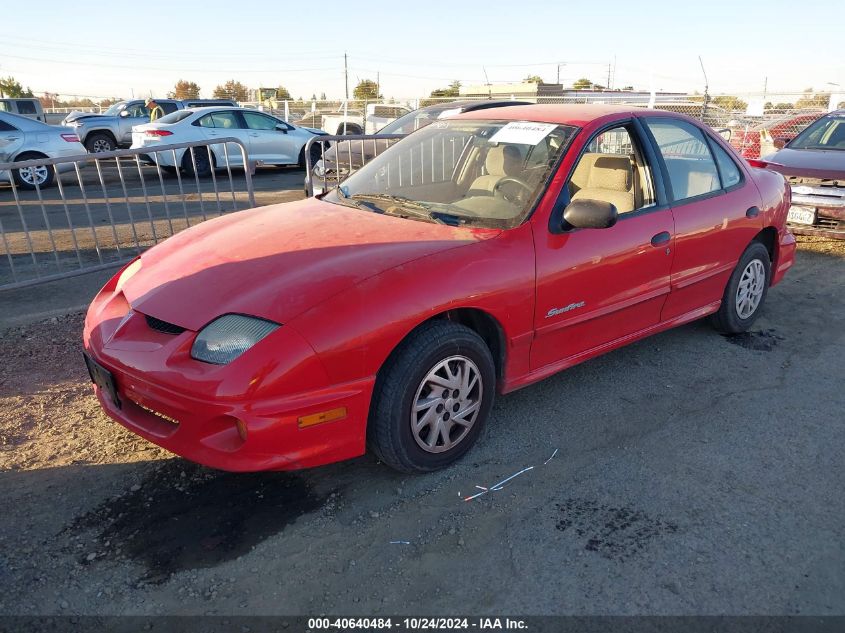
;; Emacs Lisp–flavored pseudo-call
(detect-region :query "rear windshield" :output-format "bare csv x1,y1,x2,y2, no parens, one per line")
156,110,195,124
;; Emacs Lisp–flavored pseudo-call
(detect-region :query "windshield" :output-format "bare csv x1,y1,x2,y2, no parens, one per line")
326,119,577,229
789,114,845,150
103,101,128,116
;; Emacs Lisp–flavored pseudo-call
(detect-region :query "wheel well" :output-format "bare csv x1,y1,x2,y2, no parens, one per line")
754,226,778,267
13,151,48,162
181,146,216,167
86,129,117,144
428,308,505,381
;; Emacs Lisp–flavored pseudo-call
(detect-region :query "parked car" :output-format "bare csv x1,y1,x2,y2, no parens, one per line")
0,111,85,189
83,105,795,473
0,98,46,123
321,103,412,135
308,99,532,195
62,99,238,153
130,106,326,175
755,110,845,238
730,111,823,159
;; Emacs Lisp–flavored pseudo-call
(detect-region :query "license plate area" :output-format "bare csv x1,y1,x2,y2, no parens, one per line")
83,352,122,409
787,205,816,225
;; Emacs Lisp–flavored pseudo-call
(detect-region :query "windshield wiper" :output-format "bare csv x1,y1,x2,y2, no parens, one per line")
348,193,463,225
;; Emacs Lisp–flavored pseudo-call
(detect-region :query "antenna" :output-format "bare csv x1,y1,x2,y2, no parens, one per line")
698,56,710,121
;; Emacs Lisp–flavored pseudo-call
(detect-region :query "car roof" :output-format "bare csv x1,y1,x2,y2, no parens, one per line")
0,110,48,129
182,105,246,114
452,103,665,126
421,99,532,113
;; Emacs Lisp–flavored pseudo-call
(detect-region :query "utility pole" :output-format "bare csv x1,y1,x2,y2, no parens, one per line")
698,56,710,123
483,67,491,99
606,63,611,90
376,71,380,100
343,52,349,135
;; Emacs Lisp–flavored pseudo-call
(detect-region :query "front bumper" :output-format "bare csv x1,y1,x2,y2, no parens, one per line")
83,275,373,472
787,186,845,240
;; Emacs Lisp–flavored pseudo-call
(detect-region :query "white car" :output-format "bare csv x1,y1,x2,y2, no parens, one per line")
131,106,326,175
0,111,85,189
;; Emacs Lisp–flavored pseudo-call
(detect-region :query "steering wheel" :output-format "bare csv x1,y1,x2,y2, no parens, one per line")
492,177,533,204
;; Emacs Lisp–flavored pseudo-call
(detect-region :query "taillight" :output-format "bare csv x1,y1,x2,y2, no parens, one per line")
60,133,79,143
747,159,769,169
144,130,173,137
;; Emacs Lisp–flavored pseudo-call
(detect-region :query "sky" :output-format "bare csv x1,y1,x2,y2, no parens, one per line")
1,0,843,102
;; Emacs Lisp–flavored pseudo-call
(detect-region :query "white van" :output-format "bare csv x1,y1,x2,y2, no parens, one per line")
0,98,46,123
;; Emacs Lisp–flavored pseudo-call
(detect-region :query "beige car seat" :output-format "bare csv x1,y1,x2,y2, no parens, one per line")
569,153,635,213
467,145,523,196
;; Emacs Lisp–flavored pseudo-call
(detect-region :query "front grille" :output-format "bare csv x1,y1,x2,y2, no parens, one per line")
144,314,186,335
817,215,842,229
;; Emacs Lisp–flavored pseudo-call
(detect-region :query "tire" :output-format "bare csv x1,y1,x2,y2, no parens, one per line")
85,132,115,154
12,154,54,190
182,147,214,177
338,124,362,135
368,321,496,473
710,241,771,334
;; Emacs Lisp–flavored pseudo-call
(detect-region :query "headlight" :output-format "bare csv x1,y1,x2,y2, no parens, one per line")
67,120,84,127
191,314,280,365
312,160,325,178
115,258,142,293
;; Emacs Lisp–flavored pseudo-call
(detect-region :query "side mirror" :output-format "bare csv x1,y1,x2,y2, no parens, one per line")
717,128,732,142
275,124,288,133
119,110,130,118
563,199,618,230
773,136,791,149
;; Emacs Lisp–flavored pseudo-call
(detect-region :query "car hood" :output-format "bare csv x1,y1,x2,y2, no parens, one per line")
121,198,498,331
62,111,113,125
764,147,845,180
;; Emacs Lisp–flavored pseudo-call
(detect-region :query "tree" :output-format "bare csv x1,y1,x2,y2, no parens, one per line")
795,91,829,109
169,79,201,100
212,80,250,102
428,80,461,99
524,74,544,84
572,78,593,90
712,95,748,111
353,79,380,100
0,76,34,98
275,85,291,100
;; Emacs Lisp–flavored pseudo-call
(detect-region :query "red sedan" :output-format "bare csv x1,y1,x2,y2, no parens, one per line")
83,105,796,473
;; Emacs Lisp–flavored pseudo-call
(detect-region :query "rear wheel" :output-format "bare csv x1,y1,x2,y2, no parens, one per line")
368,321,496,473
710,241,771,334
182,147,214,177
85,132,115,154
12,154,54,190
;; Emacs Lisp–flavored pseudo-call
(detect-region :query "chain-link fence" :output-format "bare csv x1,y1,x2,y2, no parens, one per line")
254,91,840,161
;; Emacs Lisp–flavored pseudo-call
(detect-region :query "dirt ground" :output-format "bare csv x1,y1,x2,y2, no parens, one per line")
0,237,843,616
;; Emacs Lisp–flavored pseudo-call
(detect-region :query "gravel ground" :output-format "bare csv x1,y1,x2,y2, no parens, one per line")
0,237,843,616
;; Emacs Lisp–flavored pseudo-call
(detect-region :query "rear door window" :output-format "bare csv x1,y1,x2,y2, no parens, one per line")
0,119,18,131
160,102,179,115
645,118,721,202
710,141,742,188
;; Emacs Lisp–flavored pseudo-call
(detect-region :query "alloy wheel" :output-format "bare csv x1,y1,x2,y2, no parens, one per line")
17,165,49,186
735,259,766,319
411,355,483,453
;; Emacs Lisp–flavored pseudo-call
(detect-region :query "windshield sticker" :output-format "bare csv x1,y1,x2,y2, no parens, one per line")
489,121,557,145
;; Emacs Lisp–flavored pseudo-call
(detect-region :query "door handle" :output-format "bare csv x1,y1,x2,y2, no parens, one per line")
746,206,760,218
650,231,671,246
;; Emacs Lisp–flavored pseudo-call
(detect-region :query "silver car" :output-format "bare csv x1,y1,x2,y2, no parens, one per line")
131,107,326,175
0,111,86,190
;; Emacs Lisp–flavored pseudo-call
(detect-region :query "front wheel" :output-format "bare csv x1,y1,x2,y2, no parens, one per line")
368,321,496,473
710,241,771,334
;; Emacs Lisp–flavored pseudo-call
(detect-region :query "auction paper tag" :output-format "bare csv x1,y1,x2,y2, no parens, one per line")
488,121,557,145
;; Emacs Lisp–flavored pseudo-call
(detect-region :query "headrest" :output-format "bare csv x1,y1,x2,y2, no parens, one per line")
486,145,522,176
587,155,631,191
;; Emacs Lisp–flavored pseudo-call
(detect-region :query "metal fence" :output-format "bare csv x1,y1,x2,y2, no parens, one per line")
303,134,404,197
0,138,255,291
